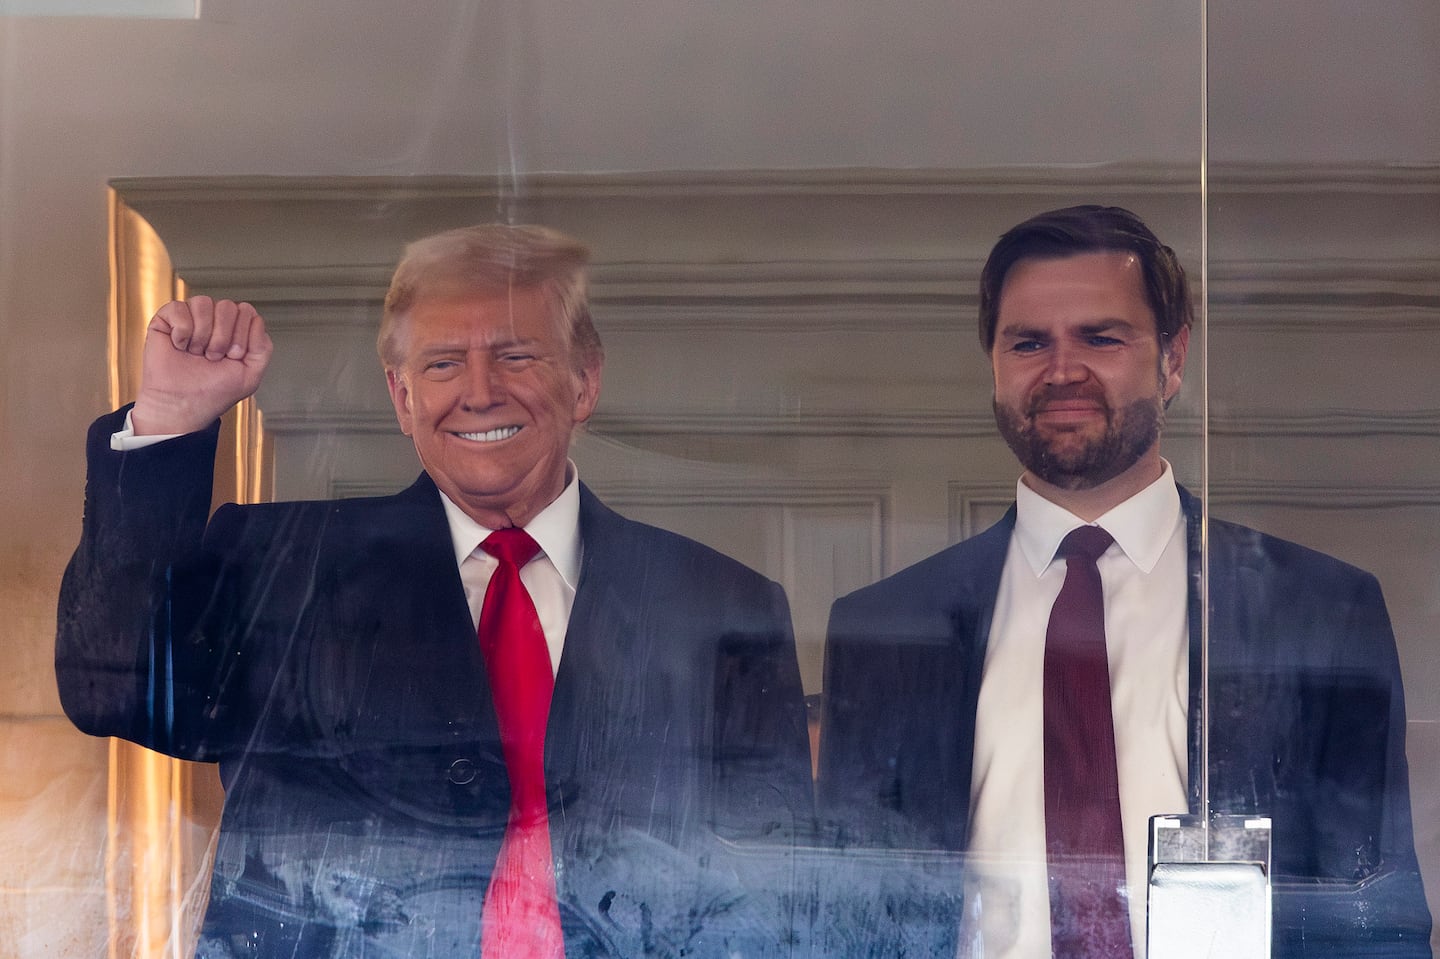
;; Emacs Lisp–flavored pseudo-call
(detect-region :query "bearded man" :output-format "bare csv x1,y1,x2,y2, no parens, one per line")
816,205,1431,959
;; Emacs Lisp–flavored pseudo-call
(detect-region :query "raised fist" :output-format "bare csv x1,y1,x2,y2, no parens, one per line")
130,296,274,436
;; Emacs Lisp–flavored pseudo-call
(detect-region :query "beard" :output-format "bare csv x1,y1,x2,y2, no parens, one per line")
993,384,1165,491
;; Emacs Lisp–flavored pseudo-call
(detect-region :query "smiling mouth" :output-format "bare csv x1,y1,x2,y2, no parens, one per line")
455,426,521,443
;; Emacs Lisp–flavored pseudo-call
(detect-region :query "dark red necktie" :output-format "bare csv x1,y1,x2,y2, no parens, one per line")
477,528,564,959
1043,525,1132,959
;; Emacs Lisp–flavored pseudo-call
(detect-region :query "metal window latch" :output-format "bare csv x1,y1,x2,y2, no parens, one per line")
1147,814,1272,959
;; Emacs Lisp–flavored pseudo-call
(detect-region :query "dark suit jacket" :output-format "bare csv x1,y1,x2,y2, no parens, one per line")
57,409,814,959
816,488,1431,957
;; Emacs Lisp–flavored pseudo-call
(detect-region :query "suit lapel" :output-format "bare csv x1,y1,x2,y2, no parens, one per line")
319,474,501,751
544,486,642,796
940,509,1015,849
963,506,1016,674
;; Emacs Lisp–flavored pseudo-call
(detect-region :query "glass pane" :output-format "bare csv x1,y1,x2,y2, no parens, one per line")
1206,0,1440,952
6,2,1201,957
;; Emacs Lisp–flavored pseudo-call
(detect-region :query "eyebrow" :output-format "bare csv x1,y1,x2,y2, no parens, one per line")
411,343,468,362
413,334,544,358
997,318,1143,339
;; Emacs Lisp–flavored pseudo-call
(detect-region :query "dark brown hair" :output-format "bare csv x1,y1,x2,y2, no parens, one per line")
977,205,1193,352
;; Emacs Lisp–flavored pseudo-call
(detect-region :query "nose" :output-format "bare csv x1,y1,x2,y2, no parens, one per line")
1044,341,1088,385
459,355,501,409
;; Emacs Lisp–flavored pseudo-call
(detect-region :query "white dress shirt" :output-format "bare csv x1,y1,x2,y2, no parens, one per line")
441,472,582,678
961,463,1190,959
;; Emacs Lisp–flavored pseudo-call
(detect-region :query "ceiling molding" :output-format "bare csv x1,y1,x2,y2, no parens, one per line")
175,266,392,303
261,408,1440,441
184,261,1440,339
109,165,1198,203
108,163,1439,204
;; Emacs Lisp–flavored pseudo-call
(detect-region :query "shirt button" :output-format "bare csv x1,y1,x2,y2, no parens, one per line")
447,758,477,785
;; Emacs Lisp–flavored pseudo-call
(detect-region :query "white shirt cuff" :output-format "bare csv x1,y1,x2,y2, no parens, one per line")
110,409,184,451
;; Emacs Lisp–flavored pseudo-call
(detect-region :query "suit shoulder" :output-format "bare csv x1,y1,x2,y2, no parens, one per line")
1210,517,1381,593
209,496,337,529
206,486,423,552
213,474,434,523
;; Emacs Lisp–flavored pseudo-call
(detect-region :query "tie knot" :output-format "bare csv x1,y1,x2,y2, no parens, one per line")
1058,525,1114,563
481,527,541,568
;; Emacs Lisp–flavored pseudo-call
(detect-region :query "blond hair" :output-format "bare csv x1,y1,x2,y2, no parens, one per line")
377,223,602,372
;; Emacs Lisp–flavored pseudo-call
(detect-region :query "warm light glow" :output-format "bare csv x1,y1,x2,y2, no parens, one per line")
106,195,265,959
107,193,178,410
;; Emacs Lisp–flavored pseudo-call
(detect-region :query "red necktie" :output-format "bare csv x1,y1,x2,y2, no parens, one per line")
1043,525,1132,959
477,528,564,959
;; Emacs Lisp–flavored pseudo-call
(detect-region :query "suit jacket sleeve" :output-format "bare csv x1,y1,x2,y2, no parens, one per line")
1211,548,1434,957
1180,512,1430,957
56,408,226,755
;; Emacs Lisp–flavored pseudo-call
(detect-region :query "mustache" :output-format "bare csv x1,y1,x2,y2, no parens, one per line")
1025,385,1109,417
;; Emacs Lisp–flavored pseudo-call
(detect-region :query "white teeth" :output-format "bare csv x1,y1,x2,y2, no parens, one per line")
456,426,521,443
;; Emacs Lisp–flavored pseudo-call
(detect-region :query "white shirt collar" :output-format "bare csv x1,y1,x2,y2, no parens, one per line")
1013,460,1181,576
438,462,584,590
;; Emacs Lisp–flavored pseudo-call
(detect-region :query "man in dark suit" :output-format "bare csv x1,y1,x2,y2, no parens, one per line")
816,206,1431,957
57,224,813,958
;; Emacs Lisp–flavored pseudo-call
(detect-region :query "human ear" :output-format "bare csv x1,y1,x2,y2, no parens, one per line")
386,369,415,435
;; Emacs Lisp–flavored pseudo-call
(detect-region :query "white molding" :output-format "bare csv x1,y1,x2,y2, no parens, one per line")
1208,259,1440,306
264,412,393,435
175,266,391,303
1208,483,1440,510
587,411,998,438
251,291,974,336
947,483,1017,542
108,165,1200,204
1206,302,1440,335
1203,163,1440,195
264,410,1005,438
106,163,1440,204
1204,411,1440,437
594,301,970,334
176,263,1440,340
262,408,1440,440
592,480,891,509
